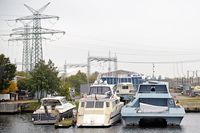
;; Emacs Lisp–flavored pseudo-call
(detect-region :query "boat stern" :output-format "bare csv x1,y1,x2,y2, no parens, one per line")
77,114,110,127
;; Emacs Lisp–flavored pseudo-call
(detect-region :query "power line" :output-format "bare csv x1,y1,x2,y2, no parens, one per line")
118,59,200,64
115,51,200,57
87,51,117,77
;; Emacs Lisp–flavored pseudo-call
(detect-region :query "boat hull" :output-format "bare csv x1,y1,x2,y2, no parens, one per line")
122,115,184,126
77,113,121,127
32,108,74,125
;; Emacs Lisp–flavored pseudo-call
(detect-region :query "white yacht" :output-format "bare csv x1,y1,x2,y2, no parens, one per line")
77,81,124,127
32,96,75,125
115,82,135,102
121,81,185,126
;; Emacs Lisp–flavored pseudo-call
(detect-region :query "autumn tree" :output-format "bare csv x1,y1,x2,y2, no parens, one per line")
2,81,18,94
0,54,16,93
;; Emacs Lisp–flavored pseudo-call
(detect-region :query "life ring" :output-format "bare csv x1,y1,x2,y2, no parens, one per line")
169,99,174,105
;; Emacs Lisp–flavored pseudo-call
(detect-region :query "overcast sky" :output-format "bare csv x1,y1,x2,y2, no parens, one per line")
1,0,200,77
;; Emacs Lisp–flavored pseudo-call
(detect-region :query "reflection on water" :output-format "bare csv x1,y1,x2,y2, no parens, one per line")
0,113,199,133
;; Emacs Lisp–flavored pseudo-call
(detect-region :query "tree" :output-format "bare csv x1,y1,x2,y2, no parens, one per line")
16,71,30,78
0,54,16,93
89,71,99,83
66,70,87,95
17,78,31,91
57,82,71,100
29,60,60,99
2,81,18,94
16,71,31,92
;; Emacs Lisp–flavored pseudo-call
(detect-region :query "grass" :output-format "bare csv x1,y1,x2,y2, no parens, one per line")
21,101,41,112
75,101,79,109
179,97,200,104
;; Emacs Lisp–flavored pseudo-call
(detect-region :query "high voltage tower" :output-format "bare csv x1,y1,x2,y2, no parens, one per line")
9,21,31,72
87,52,118,77
61,52,117,81
8,2,65,71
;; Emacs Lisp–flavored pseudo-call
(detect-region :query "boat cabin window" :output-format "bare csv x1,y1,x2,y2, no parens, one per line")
139,98,168,106
89,86,111,95
43,99,61,106
61,98,67,104
86,101,94,108
139,85,168,93
81,102,85,107
85,101,105,108
168,98,175,107
122,86,129,89
106,102,110,107
95,101,104,108
151,87,155,92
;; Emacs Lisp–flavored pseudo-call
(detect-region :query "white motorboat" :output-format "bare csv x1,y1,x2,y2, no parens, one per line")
32,96,75,125
77,80,124,127
121,81,185,126
115,82,135,102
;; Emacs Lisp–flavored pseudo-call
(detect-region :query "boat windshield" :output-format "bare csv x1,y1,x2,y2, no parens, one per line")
95,101,104,108
85,101,104,108
42,99,61,106
139,85,168,93
61,98,67,104
89,86,111,95
122,86,129,89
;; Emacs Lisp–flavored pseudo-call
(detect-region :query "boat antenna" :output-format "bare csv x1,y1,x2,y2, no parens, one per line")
152,63,155,79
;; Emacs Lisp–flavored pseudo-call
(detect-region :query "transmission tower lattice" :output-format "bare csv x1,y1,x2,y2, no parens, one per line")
87,52,117,78
8,22,31,72
9,2,65,71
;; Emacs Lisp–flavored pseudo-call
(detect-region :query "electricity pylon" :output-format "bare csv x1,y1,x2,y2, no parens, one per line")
9,22,31,72
10,2,65,71
87,52,117,77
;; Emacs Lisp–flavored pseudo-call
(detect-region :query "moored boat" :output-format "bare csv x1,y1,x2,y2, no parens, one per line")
32,96,75,125
121,81,185,126
77,80,123,127
115,82,135,102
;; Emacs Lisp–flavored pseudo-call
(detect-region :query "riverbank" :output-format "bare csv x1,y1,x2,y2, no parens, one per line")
0,100,40,114
0,100,79,114
0,94,200,113
172,93,200,112
20,100,40,113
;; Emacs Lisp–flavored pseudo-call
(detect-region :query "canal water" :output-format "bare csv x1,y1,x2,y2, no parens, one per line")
0,113,199,133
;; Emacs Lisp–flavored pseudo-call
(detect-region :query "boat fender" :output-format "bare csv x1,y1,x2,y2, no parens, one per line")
108,113,112,123
83,94,87,101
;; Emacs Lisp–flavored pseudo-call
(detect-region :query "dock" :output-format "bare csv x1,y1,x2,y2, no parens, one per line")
0,100,40,113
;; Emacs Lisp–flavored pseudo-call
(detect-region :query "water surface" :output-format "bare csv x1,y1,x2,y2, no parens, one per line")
0,113,198,133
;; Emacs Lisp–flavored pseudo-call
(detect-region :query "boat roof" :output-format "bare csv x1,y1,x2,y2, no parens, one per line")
138,81,169,94
136,93,172,98
91,84,115,88
91,80,115,88
41,96,65,101
117,82,133,85
80,96,119,102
